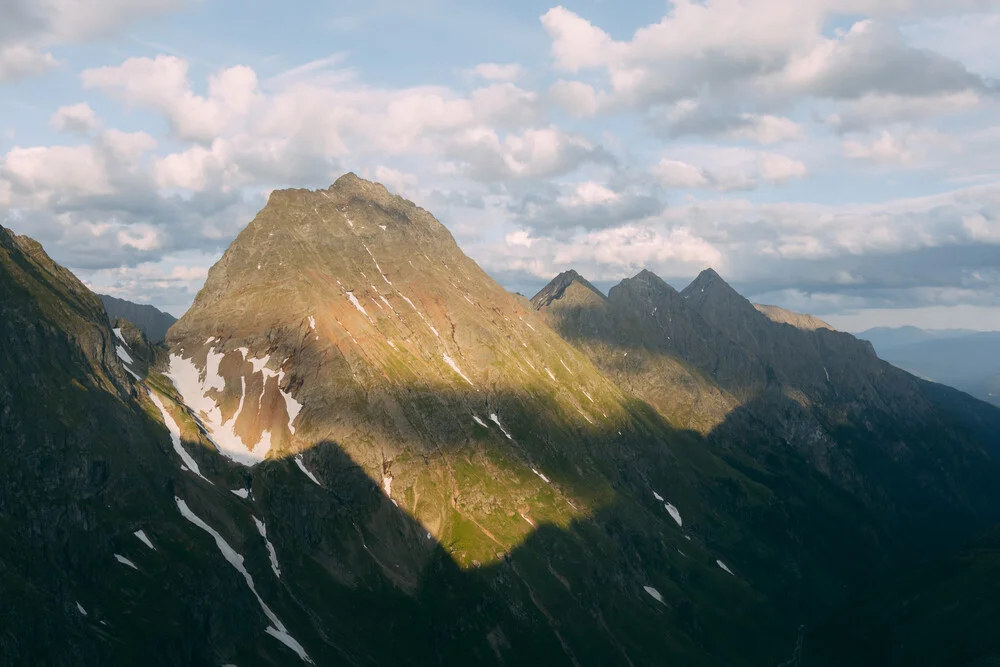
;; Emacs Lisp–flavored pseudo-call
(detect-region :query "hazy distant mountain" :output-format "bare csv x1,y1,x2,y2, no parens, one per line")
98,293,177,342
857,326,1000,407
856,325,978,351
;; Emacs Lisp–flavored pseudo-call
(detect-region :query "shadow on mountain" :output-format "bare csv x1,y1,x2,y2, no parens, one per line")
149,367,1000,666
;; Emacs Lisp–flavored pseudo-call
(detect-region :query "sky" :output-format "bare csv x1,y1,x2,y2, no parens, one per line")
1,0,999,331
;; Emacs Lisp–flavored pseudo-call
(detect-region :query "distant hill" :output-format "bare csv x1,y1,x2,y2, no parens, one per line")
858,327,1000,407
98,294,176,343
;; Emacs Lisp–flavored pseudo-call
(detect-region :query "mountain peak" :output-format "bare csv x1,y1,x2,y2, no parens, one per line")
680,267,751,306
609,268,680,304
531,269,606,310
684,267,727,292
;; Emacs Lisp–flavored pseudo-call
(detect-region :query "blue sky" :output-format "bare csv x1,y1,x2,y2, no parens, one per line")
2,0,999,330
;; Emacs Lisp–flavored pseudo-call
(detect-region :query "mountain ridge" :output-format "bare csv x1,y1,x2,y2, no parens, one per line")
5,175,1000,666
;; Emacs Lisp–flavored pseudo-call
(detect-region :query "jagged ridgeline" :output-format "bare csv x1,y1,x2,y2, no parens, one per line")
3,173,1000,666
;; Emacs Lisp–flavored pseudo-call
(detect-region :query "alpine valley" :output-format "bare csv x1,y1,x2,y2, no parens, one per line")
3,173,1000,666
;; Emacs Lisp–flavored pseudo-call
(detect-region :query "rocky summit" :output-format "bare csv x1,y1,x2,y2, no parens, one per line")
3,174,1000,666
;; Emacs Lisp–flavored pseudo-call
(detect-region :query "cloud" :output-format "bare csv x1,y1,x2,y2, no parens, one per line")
842,127,961,165
758,153,808,182
468,63,524,82
0,0,188,82
0,45,58,82
826,90,984,131
539,3,994,117
548,80,600,118
82,56,260,143
844,130,915,164
651,103,805,144
506,180,664,232
448,126,614,182
652,149,807,190
49,103,100,134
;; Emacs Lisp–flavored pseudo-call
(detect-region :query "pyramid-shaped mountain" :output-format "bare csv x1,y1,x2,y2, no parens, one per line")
152,175,815,664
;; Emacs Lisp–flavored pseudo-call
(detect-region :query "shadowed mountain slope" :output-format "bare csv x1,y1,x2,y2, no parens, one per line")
99,293,177,343
534,266,1000,614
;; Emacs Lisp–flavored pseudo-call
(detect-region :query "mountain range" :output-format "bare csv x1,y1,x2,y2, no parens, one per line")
3,173,999,666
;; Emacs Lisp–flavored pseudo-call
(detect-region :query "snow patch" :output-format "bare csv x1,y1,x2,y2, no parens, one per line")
382,475,392,498
113,328,128,346
652,491,664,502
294,455,321,486
488,413,513,440
442,354,474,386
133,530,155,550
231,488,249,499
308,316,315,330
114,554,138,570
531,467,551,484
559,359,573,375
148,390,211,483
545,367,556,381
716,560,734,576
175,498,313,664
362,243,392,285
399,294,438,336
76,602,87,616
665,503,683,527
166,352,273,466
346,292,370,319
123,365,142,381
253,516,282,578
643,586,664,604
115,345,134,365
166,349,303,465
472,414,489,429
